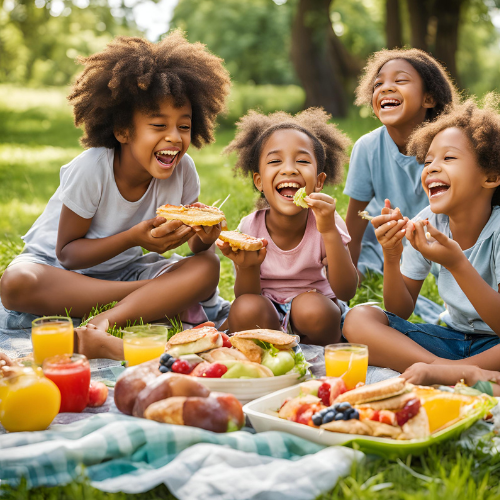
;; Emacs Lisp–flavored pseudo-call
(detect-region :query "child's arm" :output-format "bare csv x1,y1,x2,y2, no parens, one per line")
56,205,194,270
305,193,358,301
407,220,500,336
216,240,267,297
371,204,424,318
345,198,370,271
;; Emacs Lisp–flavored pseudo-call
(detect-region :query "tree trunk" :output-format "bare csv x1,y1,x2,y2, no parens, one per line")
386,0,402,49
434,0,462,84
406,0,431,51
291,0,347,117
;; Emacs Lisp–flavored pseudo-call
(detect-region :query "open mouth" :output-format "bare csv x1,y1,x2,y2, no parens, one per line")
276,182,302,200
380,98,401,110
155,149,179,167
428,181,450,198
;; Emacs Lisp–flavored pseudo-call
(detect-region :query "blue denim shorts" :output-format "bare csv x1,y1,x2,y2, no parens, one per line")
384,311,500,360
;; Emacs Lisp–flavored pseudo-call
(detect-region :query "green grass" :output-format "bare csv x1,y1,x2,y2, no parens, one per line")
0,84,467,499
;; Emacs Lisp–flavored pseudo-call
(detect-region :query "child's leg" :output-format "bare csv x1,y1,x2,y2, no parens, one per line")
343,306,439,372
427,344,500,371
228,294,281,332
289,292,341,345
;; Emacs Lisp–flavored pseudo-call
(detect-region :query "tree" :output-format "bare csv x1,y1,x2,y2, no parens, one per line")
386,0,402,49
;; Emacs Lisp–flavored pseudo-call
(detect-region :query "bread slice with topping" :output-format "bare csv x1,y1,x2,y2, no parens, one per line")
219,231,264,252
156,204,225,227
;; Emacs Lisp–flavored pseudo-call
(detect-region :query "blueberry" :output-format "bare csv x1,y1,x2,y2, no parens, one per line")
337,402,351,413
160,353,172,365
344,408,355,418
334,412,345,421
322,411,336,424
351,409,360,420
159,365,170,373
317,408,328,417
311,413,323,426
165,357,176,368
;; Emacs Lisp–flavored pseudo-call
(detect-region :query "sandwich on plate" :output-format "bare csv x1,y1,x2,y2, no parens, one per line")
156,204,226,227
218,231,264,252
230,329,307,377
165,326,224,358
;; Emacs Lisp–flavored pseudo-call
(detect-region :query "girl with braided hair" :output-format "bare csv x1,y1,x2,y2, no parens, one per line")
1,31,230,360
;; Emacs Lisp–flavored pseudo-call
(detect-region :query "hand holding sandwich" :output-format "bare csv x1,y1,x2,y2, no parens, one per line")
216,238,268,269
133,217,194,253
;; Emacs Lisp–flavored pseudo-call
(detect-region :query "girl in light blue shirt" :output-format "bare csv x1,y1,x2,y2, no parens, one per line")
343,100,500,373
344,48,457,279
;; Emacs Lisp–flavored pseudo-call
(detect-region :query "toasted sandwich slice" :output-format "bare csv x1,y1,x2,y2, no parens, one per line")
156,204,225,227
165,326,222,357
218,231,264,252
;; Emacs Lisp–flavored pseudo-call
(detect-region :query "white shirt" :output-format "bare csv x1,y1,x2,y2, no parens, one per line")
22,147,200,274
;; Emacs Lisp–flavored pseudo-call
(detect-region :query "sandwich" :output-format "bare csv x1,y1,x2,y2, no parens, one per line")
321,377,430,440
165,326,222,357
230,329,307,377
156,204,226,227
218,231,264,252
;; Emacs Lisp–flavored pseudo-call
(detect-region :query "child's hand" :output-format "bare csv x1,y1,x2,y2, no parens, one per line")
132,217,194,253
371,199,409,261
304,193,337,234
216,239,268,268
406,220,464,270
191,223,222,246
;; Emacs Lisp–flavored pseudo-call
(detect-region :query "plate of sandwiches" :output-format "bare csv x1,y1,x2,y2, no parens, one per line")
162,326,309,404
243,377,497,458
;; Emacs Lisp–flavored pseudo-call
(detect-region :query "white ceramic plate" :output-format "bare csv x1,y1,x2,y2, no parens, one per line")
195,372,303,404
243,384,496,458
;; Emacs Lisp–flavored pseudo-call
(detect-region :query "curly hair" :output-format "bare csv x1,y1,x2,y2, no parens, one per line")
224,108,351,189
408,97,500,206
68,30,231,149
355,48,458,122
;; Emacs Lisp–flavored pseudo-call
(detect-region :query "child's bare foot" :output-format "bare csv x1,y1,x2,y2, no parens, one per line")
75,322,124,360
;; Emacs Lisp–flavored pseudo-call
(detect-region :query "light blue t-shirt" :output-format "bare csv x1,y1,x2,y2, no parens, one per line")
343,126,429,275
401,206,500,335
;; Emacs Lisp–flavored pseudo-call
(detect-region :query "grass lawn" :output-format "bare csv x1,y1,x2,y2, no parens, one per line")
1,85,496,499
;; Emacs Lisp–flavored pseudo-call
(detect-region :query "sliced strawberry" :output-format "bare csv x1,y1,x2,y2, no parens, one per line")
318,382,331,406
220,332,232,348
396,399,421,427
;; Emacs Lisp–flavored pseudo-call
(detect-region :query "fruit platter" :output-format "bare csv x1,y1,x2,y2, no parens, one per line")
148,325,309,404
244,377,497,458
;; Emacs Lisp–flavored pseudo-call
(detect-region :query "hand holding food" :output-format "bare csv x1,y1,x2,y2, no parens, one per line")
371,202,409,261
405,219,464,270
216,232,268,268
156,204,226,227
302,193,338,235
133,217,194,253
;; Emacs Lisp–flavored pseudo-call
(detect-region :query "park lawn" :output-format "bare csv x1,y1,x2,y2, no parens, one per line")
1,85,490,500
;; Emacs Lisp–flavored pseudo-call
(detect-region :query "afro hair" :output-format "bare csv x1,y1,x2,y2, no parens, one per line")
408,97,500,205
224,107,351,190
355,48,458,122
68,30,231,150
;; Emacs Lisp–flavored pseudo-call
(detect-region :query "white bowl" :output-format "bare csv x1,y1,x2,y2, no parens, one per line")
194,372,303,404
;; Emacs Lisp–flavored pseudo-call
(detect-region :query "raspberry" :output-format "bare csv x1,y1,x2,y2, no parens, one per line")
317,382,331,406
171,359,192,374
202,363,228,378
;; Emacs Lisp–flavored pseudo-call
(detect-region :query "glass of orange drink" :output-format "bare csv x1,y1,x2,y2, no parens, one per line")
324,343,368,390
32,316,74,365
123,325,169,366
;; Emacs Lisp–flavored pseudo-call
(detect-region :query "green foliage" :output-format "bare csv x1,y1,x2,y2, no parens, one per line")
170,0,296,85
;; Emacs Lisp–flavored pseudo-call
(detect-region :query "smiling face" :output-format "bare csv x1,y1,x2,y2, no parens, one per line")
421,127,497,215
253,128,326,216
372,59,435,129
115,96,192,180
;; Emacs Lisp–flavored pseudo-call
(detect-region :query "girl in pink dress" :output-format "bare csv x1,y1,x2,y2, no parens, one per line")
217,108,358,345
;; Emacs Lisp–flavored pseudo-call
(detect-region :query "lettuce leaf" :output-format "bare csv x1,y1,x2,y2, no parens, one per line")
253,339,281,356
293,187,308,208
288,350,310,378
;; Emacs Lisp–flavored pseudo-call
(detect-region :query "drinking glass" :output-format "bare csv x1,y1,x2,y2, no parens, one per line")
324,343,368,390
32,316,74,365
122,325,169,366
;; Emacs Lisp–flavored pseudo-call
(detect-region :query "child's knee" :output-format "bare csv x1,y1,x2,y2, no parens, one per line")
191,251,220,285
0,266,38,310
343,305,385,342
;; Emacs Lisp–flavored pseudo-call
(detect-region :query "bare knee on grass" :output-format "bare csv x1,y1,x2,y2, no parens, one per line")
1,265,41,312
181,251,220,299
290,292,341,346
228,294,281,332
342,305,389,344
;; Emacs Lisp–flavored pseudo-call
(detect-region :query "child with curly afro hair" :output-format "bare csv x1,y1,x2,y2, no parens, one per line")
1,31,231,360
344,49,458,309
217,108,358,345
344,98,500,373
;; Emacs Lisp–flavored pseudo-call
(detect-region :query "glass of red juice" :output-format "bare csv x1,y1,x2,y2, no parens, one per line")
43,354,91,413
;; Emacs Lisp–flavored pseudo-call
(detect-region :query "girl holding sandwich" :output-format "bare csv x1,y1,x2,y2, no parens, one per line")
0,32,230,360
217,108,358,345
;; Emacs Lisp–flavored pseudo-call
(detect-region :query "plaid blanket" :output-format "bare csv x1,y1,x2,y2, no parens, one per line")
0,413,363,499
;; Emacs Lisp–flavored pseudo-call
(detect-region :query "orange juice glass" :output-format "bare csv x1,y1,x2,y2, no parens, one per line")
123,325,168,367
324,343,368,390
32,316,74,365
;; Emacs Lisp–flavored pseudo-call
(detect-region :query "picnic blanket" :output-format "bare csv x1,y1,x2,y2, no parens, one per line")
0,413,363,499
